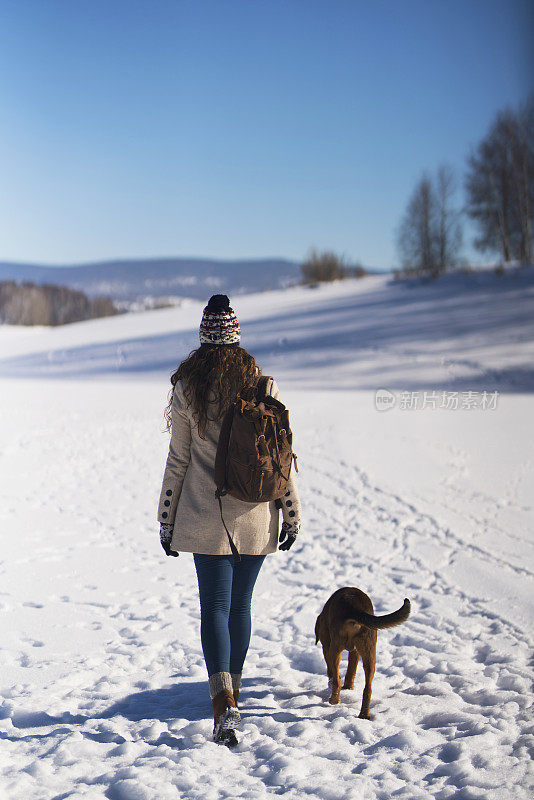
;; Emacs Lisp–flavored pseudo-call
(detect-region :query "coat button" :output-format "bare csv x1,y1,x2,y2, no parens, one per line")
166,490,172,496
162,512,168,519
164,500,170,507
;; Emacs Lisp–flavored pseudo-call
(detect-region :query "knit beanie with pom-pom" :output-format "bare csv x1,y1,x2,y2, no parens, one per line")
199,294,241,346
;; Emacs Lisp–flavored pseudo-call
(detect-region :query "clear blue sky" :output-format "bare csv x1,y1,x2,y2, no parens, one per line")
0,0,532,270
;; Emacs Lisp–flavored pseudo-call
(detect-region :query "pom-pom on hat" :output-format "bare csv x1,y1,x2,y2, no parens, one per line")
199,294,241,346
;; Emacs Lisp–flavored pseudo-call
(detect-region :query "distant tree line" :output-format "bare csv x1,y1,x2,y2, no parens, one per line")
396,95,533,278
0,280,120,325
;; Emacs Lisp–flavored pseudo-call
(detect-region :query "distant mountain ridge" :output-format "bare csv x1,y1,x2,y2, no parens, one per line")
0,257,302,302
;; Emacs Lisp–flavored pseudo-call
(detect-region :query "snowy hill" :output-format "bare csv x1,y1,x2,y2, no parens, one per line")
0,266,533,799
1,266,533,391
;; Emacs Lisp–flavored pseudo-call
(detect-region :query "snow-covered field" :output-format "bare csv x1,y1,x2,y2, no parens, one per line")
1,268,533,799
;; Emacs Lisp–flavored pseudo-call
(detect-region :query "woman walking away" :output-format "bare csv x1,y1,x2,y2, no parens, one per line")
157,294,301,747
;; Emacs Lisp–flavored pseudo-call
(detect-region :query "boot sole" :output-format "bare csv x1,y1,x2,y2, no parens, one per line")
213,707,241,745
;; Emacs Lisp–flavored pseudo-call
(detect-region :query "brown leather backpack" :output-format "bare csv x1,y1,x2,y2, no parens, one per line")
214,375,298,560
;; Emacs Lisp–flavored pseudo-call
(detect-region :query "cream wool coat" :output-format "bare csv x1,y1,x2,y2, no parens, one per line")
157,376,301,556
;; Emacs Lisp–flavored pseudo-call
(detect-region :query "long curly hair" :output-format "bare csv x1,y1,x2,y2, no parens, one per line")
164,345,261,437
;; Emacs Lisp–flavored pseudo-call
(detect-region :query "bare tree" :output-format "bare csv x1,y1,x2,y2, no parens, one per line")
509,97,534,263
396,173,438,275
435,164,463,273
397,166,463,277
464,97,533,263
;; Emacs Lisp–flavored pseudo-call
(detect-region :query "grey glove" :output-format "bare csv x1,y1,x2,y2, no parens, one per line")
278,520,300,551
160,523,179,557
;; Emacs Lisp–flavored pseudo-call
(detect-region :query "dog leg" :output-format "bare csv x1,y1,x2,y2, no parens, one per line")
321,642,333,680
342,649,359,690
358,645,376,719
328,645,343,705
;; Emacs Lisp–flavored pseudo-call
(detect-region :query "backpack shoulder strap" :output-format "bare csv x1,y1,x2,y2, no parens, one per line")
255,375,272,402
214,404,234,493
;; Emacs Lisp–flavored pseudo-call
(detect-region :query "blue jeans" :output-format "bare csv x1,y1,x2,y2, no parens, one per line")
193,553,266,677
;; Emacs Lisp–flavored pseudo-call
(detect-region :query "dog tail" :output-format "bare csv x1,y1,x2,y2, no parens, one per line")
348,598,411,630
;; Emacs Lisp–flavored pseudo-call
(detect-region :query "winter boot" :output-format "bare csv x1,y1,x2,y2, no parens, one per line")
209,672,240,747
212,690,240,747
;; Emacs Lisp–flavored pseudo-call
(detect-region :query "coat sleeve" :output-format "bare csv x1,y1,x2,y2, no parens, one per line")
268,377,302,530
157,382,192,526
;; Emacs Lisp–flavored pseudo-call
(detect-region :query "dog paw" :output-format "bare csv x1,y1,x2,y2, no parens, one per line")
358,711,370,720
342,683,354,690
328,695,340,705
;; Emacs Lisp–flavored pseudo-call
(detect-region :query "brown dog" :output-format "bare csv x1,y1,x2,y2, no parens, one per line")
315,587,411,718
